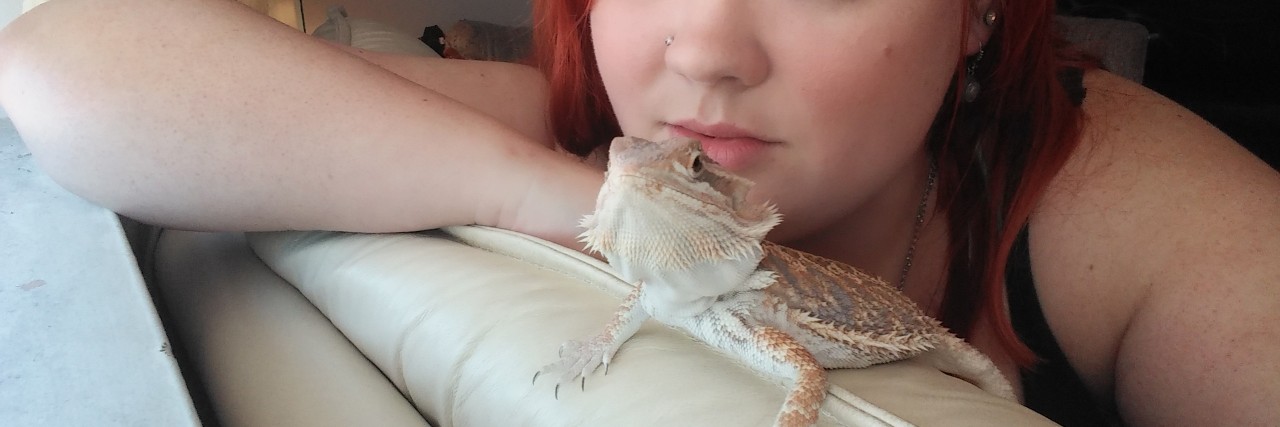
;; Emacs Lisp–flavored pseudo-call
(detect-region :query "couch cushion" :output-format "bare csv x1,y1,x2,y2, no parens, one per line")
246,226,1056,426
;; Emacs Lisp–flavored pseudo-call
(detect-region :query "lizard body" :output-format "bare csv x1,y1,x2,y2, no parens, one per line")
539,137,1015,426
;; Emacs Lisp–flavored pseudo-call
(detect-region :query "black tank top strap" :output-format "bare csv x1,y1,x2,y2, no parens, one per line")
1059,66,1087,106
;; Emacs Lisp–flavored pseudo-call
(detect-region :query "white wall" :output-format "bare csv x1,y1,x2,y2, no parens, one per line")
1,0,25,118
300,0,530,35
0,0,19,29
237,0,303,29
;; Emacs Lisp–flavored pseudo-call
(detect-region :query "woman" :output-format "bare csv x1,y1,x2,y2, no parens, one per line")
1,0,1276,425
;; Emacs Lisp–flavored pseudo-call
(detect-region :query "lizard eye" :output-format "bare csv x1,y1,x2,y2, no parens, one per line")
690,155,705,175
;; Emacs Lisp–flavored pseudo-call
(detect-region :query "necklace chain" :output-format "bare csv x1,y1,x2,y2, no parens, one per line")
897,160,937,291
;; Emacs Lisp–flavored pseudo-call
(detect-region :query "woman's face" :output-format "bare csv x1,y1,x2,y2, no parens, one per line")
590,0,984,241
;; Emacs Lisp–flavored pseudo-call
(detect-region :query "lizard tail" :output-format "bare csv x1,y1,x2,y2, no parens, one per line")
917,334,1017,401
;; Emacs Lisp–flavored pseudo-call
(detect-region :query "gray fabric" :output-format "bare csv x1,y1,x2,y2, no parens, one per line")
1056,16,1151,83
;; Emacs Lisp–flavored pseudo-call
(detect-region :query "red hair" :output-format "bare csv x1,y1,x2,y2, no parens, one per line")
933,1,1100,365
533,0,1099,366
531,0,618,156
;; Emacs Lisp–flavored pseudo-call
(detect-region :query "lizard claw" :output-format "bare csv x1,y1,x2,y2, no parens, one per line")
534,335,619,398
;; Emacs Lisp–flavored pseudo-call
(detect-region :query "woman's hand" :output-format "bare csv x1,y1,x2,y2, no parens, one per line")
489,152,605,252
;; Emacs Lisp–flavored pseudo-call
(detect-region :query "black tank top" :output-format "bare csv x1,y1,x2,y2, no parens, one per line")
1007,227,1123,426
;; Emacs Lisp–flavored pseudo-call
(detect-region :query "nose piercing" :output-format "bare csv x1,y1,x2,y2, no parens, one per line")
664,35,674,46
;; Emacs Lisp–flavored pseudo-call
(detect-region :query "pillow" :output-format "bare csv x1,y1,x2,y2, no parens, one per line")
441,19,532,64
310,5,439,57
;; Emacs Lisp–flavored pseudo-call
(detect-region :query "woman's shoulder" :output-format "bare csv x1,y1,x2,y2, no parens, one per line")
1034,68,1277,283
1074,69,1244,154
1036,69,1278,270
1024,69,1280,423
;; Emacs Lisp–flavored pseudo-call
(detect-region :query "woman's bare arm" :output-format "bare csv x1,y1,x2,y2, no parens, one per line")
332,44,555,146
1032,71,1280,425
0,0,598,247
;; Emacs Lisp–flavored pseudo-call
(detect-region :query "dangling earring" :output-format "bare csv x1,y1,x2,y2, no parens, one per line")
962,47,984,103
963,10,997,103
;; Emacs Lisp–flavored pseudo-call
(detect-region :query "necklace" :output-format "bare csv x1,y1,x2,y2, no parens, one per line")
897,160,937,290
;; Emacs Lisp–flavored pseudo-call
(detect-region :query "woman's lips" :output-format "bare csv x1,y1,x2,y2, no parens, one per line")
667,123,775,170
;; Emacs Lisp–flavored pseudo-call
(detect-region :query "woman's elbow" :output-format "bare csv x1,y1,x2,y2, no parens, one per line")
2,3,135,209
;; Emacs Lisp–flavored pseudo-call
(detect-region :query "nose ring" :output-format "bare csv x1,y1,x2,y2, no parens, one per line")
664,35,674,46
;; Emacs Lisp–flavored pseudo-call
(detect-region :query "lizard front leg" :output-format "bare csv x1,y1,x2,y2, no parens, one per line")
535,281,649,397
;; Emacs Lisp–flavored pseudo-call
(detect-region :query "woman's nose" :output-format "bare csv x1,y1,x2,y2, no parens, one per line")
663,1,770,88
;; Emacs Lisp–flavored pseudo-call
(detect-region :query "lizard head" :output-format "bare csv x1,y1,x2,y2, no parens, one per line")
579,136,782,272
604,136,763,215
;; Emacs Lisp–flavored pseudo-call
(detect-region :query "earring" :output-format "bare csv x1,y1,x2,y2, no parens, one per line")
983,10,998,27
664,35,674,46
964,10,997,102
963,46,984,103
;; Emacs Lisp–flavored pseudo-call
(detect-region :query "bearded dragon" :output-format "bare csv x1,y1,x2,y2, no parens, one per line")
536,136,1015,426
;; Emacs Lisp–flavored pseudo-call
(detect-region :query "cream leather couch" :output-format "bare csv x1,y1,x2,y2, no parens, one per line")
154,228,1055,426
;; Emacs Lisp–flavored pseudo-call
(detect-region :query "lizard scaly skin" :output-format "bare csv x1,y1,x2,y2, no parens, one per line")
538,137,1015,426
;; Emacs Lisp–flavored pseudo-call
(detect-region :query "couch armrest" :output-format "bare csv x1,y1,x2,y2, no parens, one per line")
1056,15,1150,83
245,226,1054,426
155,231,431,427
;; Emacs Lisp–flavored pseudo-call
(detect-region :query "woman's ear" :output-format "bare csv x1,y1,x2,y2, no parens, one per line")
965,0,997,55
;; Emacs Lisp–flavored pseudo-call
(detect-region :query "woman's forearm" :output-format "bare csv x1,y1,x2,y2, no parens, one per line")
0,0,587,235
335,46,554,146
